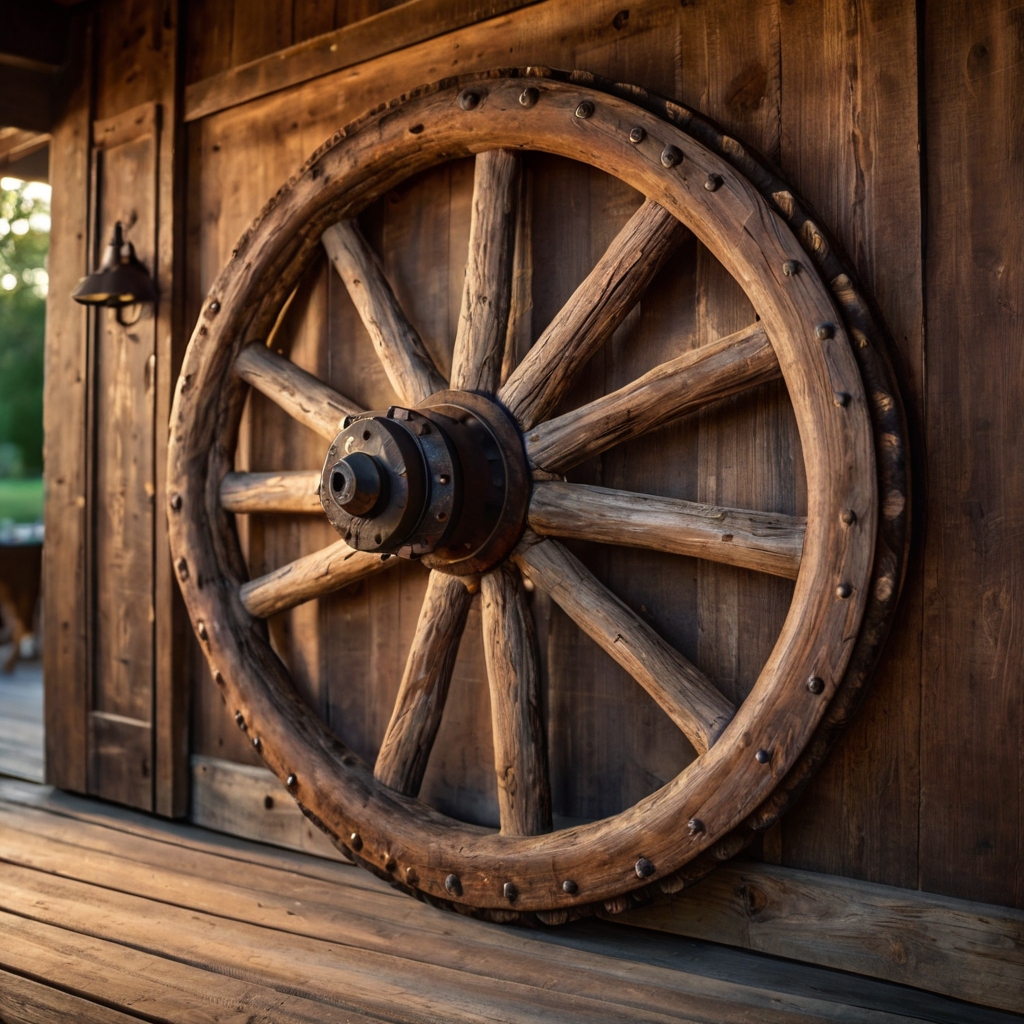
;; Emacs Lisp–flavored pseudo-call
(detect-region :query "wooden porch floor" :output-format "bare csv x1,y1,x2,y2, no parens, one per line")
0,780,1020,1023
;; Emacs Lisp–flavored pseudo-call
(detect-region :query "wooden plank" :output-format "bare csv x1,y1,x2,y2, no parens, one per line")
183,0,543,122
615,861,1024,1016
190,755,349,862
0,829,938,1024
774,0,924,889
0,970,146,1024
0,911,371,1024
42,6,92,795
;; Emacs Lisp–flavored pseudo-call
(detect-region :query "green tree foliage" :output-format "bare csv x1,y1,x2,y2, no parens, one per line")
0,177,49,478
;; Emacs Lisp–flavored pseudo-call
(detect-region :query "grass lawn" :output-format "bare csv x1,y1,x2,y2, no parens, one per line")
0,478,43,523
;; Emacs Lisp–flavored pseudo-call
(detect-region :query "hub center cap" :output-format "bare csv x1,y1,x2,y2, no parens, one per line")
320,390,530,575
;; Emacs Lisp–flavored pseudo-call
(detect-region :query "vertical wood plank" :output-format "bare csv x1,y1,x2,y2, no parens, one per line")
775,0,924,890
43,7,93,795
920,0,1024,909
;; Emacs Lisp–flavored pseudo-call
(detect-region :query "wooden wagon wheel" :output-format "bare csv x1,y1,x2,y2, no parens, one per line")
168,69,909,921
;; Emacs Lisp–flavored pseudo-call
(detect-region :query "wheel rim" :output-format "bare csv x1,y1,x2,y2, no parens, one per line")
168,69,908,919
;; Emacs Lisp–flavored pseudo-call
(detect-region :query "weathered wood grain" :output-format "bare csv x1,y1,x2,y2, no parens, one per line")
529,482,804,580
374,572,473,796
515,538,734,754
239,539,394,619
450,149,519,393
481,563,552,836
220,471,323,514
525,321,779,473
234,341,361,441
322,219,447,405
499,199,690,430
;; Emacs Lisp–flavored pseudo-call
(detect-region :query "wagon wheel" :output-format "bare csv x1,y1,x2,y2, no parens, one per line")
168,69,909,921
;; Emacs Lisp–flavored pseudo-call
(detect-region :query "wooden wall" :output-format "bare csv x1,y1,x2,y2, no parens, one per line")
42,0,1024,914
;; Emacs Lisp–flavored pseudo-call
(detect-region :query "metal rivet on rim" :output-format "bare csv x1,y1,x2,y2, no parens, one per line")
349,832,362,851
807,676,825,695
562,879,578,894
385,855,397,873
196,620,208,641
782,260,800,276
836,582,853,599
704,173,723,192
445,873,462,896
815,322,835,340
252,736,262,751
661,144,682,168
841,509,857,526
212,670,224,687
628,126,645,144
234,710,245,728
458,90,480,110
635,857,655,878
687,818,705,836
286,773,297,789
834,391,850,407
519,87,538,108
208,300,221,314
755,748,771,764
575,100,594,119
169,493,182,511
405,866,418,885
176,557,188,581
503,881,518,901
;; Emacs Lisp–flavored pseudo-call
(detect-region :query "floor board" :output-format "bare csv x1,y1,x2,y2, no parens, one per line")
0,780,1018,1023
0,655,44,784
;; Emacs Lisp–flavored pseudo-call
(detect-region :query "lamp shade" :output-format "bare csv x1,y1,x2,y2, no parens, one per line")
72,221,157,308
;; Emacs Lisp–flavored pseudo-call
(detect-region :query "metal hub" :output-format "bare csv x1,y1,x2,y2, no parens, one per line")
320,390,530,575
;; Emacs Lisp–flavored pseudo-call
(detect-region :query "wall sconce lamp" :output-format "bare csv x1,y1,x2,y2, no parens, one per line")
72,221,157,325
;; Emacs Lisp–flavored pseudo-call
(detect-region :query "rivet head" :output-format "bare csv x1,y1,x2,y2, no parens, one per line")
635,857,655,878
687,818,705,836
208,299,221,314
385,855,397,873
405,866,418,885
213,670,224,688
349,832,362,851
196,620,208,641
252,736,262,751
503,881,518,901
807,676,825,695
661,144,682,168
176,557,189,581
285,773,297,789
519,87,539,108
782,260,800,276
445,873,462,896
834,391,850,407
169,493,182,511
628,126,645,144
562,879,578,894
836,582,853,599
704,173,723,192
575,100,594,119
458,90,480,110
841,509,857,526
755,748,771,764
815,322,835,340
234,710,245,728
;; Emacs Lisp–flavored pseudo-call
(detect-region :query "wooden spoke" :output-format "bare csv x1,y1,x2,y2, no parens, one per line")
514,538,734,754
322,219,447,405
526,322,779,474
239,539,393,619
498,199,689,430
481,563,552,836
220,471,322,515
374,572,473,797
450,149,520,393
529,482,804,580
234,343,360,442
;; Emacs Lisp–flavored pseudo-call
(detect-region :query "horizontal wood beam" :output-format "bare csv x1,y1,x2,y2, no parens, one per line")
183,0,542,122
612,860,1024,1016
